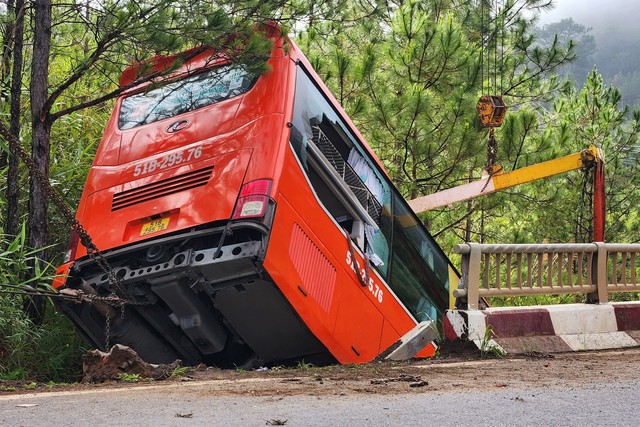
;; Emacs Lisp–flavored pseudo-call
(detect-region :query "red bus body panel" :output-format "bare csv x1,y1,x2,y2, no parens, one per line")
54,31,443,366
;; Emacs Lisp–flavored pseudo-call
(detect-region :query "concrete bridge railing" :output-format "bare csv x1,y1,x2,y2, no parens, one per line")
453,242,640,310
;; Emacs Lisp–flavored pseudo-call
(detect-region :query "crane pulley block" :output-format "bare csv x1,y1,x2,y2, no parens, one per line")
476,95,507,128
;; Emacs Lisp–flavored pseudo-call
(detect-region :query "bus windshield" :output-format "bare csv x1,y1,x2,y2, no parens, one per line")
119,65,258,130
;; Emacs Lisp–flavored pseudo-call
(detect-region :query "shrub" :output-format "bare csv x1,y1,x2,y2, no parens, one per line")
0,226,86,382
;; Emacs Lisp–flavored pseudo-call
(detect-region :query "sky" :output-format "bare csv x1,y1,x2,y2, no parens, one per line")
537,1,640,106
538,0,640,36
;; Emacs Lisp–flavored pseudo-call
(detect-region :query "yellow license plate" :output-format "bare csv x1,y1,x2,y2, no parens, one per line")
140,217,170,236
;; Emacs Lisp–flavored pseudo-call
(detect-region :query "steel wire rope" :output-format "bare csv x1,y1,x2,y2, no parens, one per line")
500,0,504,96
494,0,497,95
481,0,484,96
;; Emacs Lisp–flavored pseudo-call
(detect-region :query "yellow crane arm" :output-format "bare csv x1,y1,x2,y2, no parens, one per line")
408,146,602,213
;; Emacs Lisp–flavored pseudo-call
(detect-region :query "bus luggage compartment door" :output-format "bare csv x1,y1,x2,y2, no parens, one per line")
264,193,385,363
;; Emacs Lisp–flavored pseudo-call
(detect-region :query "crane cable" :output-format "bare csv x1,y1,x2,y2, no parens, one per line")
477,0,507,173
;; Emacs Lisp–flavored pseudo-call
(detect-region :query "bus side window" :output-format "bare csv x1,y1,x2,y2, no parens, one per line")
389,193,450,320
289,65,392,277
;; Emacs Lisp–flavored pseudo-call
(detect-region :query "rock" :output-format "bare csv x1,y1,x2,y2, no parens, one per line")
82,344,181,382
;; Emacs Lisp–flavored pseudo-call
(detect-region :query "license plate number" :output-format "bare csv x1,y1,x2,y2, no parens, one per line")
140,218,170,236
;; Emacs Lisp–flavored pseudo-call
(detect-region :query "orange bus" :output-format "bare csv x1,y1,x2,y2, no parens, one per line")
53,26,458,367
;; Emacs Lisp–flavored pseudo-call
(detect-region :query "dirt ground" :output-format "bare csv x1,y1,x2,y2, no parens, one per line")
2,343,639,397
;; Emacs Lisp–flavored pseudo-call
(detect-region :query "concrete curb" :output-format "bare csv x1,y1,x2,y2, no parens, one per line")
444,302,640,354
377,321,438,361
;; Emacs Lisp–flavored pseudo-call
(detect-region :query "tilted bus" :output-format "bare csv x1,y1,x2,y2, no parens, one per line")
53,25,458,367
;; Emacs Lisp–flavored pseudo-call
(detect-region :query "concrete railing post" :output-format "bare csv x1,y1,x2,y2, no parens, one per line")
589,242,608,304
466,243,481,310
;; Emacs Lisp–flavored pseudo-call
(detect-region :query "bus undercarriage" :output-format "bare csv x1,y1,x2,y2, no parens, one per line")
56,219,333,367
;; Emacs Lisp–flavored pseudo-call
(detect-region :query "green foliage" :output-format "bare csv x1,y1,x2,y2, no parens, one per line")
296,0,584,251
0,229,85,382
168,366,189,379
295,360,314,370
610,292,640,302
479,325,506,358
116,372,150,382
0,295,86,382
489,294,583,307
0,223,51,287
533,69,640,244
47,110,108,264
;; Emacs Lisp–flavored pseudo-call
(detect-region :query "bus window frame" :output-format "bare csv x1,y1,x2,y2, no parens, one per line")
289,62,457,320
388,192,450,320
118,64,259,131
289,64,392,274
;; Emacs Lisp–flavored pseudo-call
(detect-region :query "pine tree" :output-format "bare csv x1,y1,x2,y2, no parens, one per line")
2,0,310,322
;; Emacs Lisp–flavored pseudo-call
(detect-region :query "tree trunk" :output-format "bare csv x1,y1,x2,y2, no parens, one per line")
24,0,52,324
0,0,15,173
6,0,25,238
0,0,15,98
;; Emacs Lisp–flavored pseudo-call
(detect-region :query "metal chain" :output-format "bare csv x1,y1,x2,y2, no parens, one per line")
486,127,498,171
105,310,111,350
0,120,126,295
0,120,135,350
0,284,131,306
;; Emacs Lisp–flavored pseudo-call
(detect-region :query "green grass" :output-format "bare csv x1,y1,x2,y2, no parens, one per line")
479,325,506,358
117,373,151,382
168,366,189,379
0,228,87,382
295,360,314,370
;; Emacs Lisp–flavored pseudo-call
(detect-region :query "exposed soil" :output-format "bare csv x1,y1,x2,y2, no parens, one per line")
2,344,639,397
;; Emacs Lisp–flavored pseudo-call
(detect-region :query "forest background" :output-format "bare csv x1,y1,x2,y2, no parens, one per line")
0,0,639,381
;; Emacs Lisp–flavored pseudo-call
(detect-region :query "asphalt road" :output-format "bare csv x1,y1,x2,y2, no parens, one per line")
1,379,638,426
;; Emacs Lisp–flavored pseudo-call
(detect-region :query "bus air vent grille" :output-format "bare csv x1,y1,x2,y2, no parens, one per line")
311,127,382,223
112,166,214,211
289,223,336,313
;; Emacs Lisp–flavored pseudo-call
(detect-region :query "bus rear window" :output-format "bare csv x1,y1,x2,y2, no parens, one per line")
119,65,258,130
